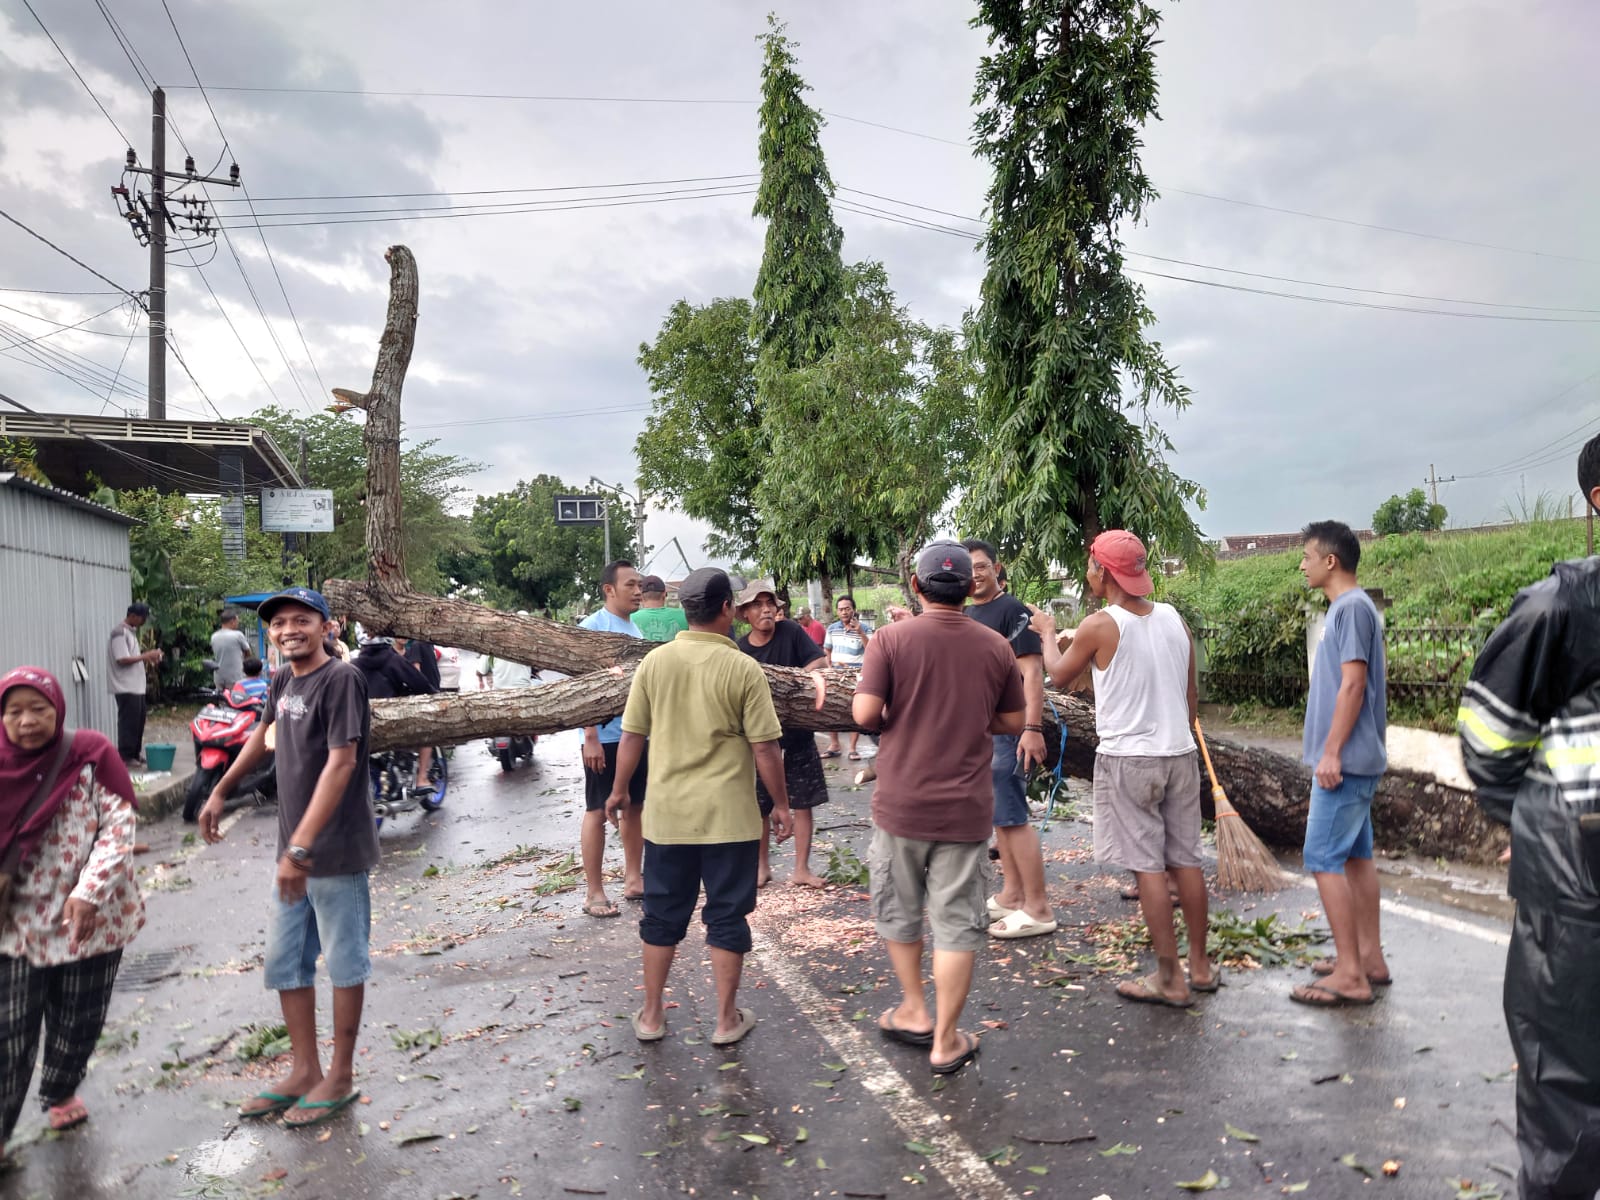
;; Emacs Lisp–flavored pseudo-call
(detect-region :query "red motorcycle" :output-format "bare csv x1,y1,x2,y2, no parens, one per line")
183,682,276,821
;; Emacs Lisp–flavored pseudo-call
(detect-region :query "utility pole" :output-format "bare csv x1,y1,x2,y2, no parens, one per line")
1425,463,1455,507
115,86,240,420
589,477,647,561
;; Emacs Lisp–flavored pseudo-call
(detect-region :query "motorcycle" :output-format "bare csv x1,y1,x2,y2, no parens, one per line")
490,733,536,772
371,746,449,828
183,682,276,821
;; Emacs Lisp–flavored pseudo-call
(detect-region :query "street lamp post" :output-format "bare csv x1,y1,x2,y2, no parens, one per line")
589,478,647,562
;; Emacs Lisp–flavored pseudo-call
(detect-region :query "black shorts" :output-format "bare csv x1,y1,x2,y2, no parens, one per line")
584,741,647,812
640,840,759,953
757,737,830,816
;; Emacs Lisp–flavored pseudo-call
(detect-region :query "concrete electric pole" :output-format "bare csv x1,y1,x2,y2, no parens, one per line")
1425,463,1456,507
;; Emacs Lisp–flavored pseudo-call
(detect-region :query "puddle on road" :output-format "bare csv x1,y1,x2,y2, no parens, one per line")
186,1131,261,1178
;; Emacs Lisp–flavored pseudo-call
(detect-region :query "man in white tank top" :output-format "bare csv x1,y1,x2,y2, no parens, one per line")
1031,531,1217,1008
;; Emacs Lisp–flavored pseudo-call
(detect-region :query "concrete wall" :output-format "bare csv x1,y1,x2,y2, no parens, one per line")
0,481,133,740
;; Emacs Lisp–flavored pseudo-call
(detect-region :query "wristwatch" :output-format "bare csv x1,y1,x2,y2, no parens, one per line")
286,845,313,867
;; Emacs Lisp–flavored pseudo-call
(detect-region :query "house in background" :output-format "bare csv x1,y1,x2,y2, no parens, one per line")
0,473,137,739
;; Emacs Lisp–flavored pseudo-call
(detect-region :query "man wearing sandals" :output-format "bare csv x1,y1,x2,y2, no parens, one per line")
200,586,376,1129
1293,520,1390,1008
822,596,872,761
1029,531,1217,1008
854,542,1025,1075
607,568,793,1046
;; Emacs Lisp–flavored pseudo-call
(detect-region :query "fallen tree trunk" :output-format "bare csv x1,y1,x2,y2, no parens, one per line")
368,668,1505,865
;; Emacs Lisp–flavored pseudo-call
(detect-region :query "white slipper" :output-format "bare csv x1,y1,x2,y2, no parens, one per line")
986,896,1017,921
989,909,1058,939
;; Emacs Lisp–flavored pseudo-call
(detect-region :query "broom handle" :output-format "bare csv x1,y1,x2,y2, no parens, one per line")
1193,717,1222,791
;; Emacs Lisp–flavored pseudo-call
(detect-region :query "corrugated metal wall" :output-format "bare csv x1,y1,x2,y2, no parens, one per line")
0,486,132,740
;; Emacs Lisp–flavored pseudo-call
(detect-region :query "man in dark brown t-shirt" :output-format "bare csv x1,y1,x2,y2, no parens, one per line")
853,542,1024,1078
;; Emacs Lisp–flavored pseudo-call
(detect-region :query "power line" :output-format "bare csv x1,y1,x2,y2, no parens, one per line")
0,208,144,302
164,324,228,421
1456,368,1600,480
0,286,123,297
97,304,142,415
180,257,286,408
19,0,136,149
0,301,135,350
0,317,150,403
92,0,155,92
211,180,763,219
407,403,651,430
211,172,758,203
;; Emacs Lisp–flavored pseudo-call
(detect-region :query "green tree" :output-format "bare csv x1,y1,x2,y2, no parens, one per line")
454,475,638,613
635,297,762,562
248,406,479,595
1373,487,1447,535
963,0,1207,580
757,262,977,594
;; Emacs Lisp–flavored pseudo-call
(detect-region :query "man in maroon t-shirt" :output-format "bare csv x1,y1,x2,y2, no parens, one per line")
853,542,1025,1077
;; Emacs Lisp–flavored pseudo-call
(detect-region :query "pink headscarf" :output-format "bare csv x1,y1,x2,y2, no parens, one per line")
0,666,135,870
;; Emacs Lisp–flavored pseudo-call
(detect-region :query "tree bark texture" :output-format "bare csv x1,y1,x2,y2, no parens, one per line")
329,245,419,593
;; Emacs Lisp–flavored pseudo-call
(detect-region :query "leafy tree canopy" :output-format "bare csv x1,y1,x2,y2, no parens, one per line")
963,0,1207,581
1373,487,1447,535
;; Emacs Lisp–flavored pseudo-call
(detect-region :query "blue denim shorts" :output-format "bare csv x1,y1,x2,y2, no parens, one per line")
1303,774,1381,874
264,871,372,990
991,733,1030,828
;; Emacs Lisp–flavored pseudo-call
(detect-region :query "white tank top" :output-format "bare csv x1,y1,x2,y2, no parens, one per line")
1091,602,1196,757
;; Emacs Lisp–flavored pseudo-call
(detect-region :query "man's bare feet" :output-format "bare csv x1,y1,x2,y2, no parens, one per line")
757,868,772,888
790,869,827,888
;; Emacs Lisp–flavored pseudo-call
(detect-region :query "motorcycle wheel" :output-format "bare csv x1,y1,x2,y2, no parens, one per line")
499,748,514,772
182,763,221,822
420,748,449,809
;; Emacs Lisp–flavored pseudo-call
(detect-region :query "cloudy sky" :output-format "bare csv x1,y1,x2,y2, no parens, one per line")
4,0,1598,572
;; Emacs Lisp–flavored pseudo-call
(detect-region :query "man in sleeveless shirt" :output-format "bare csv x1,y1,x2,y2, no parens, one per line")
1030,531,1217,1008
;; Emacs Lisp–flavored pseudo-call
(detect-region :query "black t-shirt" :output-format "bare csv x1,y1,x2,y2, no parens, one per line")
967,594,1043,660
264,657,379,876
404,640,442,689
738,620,825,749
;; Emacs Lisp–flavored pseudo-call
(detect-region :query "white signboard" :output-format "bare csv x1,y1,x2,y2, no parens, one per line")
260,488,335,533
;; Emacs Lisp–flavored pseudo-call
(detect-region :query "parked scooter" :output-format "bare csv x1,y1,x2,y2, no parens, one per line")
183,682,275,821
489,733,536,771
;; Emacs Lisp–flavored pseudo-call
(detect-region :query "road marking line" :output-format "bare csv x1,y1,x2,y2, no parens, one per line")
751,926,1022,1200
1271,867,1510,947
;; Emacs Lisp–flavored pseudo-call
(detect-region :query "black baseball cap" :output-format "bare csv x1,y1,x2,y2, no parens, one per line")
677,567,733,611
914,540,973,586
639,574,667,594
258,586,332,622
126,602,151,617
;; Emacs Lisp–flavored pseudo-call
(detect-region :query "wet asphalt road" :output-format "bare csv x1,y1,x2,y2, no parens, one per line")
2,731,1522,1200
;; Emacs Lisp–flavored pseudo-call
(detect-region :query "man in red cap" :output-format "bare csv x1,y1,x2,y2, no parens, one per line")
1030,531,1217,1008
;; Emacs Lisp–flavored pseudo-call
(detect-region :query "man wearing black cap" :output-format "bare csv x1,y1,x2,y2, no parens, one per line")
199,586,377,1129
107,602,162,764
853,542,1026,1076
631,575,688,644
605,567,792,1046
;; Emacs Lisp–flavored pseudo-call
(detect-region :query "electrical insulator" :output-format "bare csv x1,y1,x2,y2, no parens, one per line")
125,148,136,168
229,163,240,183
185,155,196,174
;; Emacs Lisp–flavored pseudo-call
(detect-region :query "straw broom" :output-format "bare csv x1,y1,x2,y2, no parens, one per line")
1194,718,1282,892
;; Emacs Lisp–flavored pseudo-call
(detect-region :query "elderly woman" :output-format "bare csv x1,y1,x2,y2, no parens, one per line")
0,667,144,1151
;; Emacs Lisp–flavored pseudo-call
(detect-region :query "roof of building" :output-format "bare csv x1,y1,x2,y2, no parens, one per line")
0,472,139,525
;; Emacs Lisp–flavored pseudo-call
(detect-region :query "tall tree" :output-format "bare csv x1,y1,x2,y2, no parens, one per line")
249,406,479,595
964,0,1207,579
635,297,762,562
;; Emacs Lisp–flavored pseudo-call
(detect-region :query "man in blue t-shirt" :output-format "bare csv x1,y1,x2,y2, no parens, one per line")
578,560,647,917
822,595,873,760
1293,520,1389,1009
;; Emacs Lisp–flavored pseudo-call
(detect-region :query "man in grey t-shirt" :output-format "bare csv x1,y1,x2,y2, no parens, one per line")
108,602,161,763
1293,520,1390,1009
200,587,377,1128
211,609,252,693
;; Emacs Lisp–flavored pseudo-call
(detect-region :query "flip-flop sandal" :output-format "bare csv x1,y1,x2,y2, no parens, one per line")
820,749,842,759
583,901,621,918
1117,974,1195,1009
282,1092,361,1129
1311,959,1392,986
877,1009,934,1047
711,1007,757,1046
989,909,1059,939
1290,982,1377,1008
930,1032,981,1076
622,891,645,902
1190,963,1224,994
46,1099,88,1131
238,1091,300,1120
986,896,1017,921
847,752,862,761
631,1008,666,1042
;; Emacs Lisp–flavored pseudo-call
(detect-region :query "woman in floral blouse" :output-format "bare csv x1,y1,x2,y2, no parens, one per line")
0,666,144,1152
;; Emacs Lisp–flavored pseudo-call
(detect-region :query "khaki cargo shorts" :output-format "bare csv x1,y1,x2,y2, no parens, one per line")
867,828,991,953
1092,750,1203,874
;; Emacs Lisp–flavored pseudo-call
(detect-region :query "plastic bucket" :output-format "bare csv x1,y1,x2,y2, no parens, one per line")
144,743,177,772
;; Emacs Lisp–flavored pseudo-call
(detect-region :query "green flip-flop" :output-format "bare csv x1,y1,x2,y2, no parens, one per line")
282,1091,362,1129
239,1091,299,1119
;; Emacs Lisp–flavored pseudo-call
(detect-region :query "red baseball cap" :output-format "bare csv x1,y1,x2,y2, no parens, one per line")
1089,530,1153,597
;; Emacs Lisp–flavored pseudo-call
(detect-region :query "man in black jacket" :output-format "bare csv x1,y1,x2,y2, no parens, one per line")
353,638,438,791
1458,433,1600,1200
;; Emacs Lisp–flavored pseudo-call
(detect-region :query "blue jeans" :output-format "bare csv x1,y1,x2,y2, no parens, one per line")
991,733,1030,828
264,871,372,990
1303,774,1380,873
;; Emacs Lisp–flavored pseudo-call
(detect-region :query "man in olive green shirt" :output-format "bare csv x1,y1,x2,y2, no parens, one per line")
607,567,792,1046
630,575,689,643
